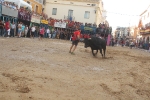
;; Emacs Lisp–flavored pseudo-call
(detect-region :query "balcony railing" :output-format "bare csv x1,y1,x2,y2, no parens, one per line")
64,16,75,21
2,5,18,17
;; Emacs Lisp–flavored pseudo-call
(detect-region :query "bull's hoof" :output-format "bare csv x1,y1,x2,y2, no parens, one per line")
102,57,106,59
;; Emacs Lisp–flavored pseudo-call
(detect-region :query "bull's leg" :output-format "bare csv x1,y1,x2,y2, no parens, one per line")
99,49,103,57
92,50,95,56
103,48,106,58
95,50,98,55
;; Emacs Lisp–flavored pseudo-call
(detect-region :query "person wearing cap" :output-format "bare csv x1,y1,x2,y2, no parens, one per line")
69,28,81,55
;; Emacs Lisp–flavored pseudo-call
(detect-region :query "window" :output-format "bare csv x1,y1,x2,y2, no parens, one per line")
52,8,57,15
84,11,90,19
27,1,30,4
35,5,38,13
35,0,43,4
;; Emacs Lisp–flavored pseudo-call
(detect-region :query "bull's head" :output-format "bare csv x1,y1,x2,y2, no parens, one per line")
84,38,91,48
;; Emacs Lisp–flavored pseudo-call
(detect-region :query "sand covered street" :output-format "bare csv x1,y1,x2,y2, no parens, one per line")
0,37,150,100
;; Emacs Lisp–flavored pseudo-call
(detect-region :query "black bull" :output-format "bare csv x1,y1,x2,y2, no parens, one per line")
84,37,106,58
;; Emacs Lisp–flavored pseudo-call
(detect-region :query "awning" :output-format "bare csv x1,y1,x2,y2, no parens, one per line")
140,30,145,33
4,0,32,10
140,29,150,33
145,29,150,32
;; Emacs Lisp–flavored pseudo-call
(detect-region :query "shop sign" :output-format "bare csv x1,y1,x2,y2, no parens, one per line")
54,22,66,28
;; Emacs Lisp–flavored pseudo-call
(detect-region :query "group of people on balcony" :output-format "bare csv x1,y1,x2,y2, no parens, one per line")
18,7,32,21
1,1,18,10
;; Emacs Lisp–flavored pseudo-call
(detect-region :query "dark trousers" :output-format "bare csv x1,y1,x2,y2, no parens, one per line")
10,29,14,37
0,29,3,36
34,31,38,37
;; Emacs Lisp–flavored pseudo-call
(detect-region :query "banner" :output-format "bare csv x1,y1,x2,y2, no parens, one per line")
41,20,48,24
54,22,66,28
31,15,40,23
84,27,93,31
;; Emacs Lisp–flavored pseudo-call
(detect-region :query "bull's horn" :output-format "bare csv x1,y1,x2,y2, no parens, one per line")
88,38,91,40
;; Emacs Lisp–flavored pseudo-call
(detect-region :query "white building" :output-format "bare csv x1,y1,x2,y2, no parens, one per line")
138,5,150,44
115,27,129,38
44,0,105,26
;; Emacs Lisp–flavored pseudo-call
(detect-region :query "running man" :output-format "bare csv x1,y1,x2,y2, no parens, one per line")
69,28,81,55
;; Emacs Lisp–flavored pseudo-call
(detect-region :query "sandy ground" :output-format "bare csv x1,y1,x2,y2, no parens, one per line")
0,37,150,100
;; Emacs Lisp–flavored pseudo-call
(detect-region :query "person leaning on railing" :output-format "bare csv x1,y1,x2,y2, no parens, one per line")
2,1,17,10
0,0,4,4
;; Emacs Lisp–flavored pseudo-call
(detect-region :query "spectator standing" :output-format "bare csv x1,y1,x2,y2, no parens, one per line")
46,28,50,38
4,20,10,38
17,22,22,38
52,29,56,39
39,27,45,40
149,42,150,52
130,41,134,49
0,20,4,36
36,26,39,37
24,25,28,37
21,24,25,37
31,25,36,38
34,26,38,37
10,22,16,37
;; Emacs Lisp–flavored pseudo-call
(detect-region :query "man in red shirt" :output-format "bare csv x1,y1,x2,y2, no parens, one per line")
4,21,10,38
69,28,81,55
39,27,45,40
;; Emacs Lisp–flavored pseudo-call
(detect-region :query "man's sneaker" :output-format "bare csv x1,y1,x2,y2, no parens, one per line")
71,52,75,55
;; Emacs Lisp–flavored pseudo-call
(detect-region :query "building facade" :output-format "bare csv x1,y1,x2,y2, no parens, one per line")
44,0,105,26
24,0,45,14
139,5,150,44
115,27,129,39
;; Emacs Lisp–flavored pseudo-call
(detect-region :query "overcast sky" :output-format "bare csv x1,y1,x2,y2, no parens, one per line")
103,0,150,29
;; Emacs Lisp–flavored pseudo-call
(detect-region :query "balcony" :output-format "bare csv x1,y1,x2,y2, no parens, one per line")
1,5,18,17
64,0,100,3
64,16,75,21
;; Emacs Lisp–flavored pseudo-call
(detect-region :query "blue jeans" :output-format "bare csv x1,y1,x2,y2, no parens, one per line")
34,31,38,37
46,33,49,38
52,33,56,39
3,29,7,37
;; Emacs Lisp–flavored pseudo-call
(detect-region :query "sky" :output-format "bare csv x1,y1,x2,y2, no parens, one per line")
103,0,150,29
